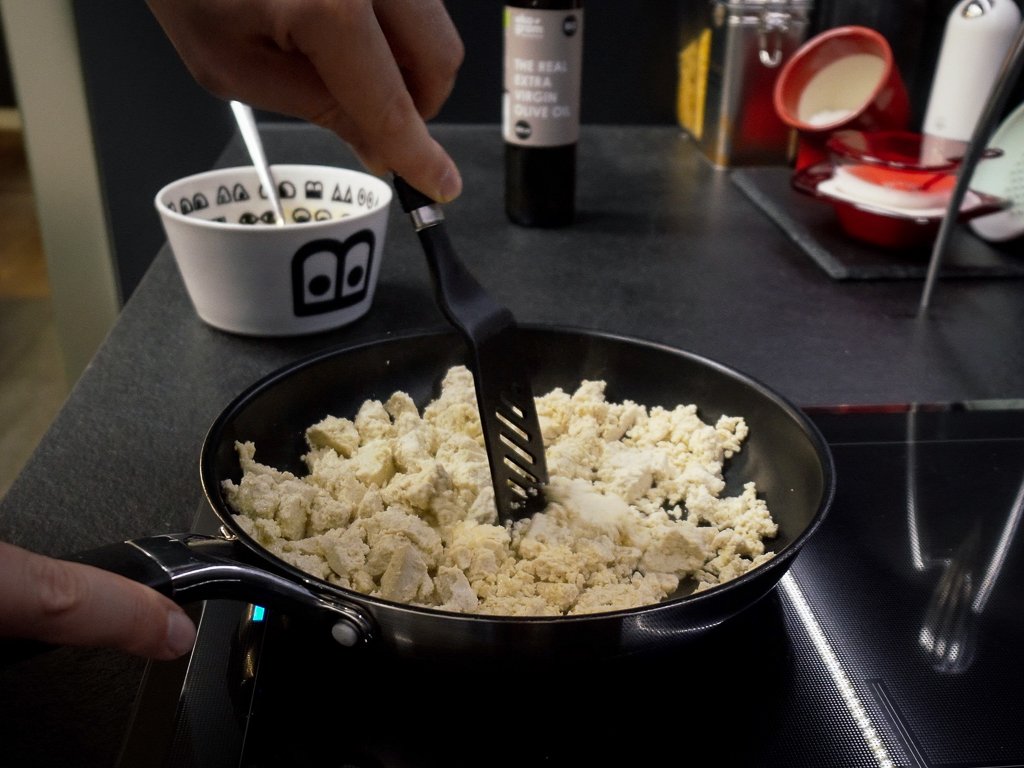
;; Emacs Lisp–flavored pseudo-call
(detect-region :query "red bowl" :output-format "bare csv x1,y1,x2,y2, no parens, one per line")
825,129,968,172
829,198,944,249
773,26,911,170
831,161,957,211
824,130,1005,216
792,163,1008,249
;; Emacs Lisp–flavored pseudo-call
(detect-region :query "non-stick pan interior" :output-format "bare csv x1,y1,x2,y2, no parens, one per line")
204,327,832,566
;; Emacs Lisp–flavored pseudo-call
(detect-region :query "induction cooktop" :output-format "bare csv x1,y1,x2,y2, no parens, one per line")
119,404,1024,767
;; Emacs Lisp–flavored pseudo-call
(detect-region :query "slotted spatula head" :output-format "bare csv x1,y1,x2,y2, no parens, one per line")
393,176,549,523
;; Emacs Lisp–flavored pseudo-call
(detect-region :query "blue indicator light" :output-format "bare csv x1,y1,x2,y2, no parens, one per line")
251,605,266,622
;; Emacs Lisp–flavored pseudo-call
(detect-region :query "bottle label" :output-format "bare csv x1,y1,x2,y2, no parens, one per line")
503,7,583,147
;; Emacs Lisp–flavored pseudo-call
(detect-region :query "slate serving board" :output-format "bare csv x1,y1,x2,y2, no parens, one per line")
731,166,1024,281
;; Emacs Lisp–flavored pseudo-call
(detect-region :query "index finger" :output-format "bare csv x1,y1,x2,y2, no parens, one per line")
0,541,197,660
285,0,462,201
374,0,465,119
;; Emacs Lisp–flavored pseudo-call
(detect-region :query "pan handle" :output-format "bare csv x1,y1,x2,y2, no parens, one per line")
1,534,375,664
80,533,376,646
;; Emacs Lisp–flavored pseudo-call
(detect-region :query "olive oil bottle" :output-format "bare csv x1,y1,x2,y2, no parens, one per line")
503,1,583,227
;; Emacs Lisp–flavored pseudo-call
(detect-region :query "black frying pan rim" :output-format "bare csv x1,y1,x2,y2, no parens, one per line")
200,325,836,624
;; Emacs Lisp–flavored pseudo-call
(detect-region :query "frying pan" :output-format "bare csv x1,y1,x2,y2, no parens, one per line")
61,327,835,662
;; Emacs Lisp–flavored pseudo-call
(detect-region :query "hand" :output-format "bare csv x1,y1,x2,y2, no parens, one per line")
0,541,196,660
147,0,464,202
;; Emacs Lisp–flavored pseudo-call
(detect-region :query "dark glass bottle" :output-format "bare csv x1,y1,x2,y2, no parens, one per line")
503,1,584,227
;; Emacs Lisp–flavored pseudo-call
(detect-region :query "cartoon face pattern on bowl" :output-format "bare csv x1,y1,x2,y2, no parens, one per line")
164,175,384,225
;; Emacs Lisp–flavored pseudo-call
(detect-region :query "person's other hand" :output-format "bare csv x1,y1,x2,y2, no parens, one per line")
0,541,196,660
147,0,464,202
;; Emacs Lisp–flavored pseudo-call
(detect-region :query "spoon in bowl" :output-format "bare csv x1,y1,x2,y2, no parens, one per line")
229,100,286,226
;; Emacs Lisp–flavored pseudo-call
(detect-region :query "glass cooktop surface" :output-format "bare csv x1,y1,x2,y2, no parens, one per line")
119,405,1024,767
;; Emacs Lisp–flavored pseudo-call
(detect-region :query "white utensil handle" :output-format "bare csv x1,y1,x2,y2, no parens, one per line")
922,0,1022,142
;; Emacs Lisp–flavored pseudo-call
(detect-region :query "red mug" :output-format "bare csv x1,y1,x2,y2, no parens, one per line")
773,26,911,170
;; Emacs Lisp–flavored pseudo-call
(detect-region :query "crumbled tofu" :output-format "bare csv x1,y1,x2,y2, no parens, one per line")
306,415,360,457
226,366,777,616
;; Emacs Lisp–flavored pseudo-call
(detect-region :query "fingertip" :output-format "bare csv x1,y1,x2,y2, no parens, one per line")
436,162,462,203
163,608,197,659
346,130,460,203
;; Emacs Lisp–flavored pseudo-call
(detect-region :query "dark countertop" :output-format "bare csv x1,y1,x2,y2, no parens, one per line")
2,123,1023,766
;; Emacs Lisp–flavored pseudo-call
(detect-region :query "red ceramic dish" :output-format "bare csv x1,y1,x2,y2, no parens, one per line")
824,130,1004,215
827,130,964,210
792,163,1008,249
825,129,968,171
830,196,948,249
772,26,911,170
832,162,956,211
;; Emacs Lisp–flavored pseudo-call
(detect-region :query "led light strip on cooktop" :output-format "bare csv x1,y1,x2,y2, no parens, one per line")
780,573,896,768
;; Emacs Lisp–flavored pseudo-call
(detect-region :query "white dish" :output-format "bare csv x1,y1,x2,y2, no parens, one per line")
969,100,1024,242
832,165,953,210
818,177,981,220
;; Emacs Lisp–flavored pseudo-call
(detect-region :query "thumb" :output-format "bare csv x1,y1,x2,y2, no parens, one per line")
0,541,197,660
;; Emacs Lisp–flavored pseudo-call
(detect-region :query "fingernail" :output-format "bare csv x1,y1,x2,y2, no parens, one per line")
166,609,197,658
437,164,462,203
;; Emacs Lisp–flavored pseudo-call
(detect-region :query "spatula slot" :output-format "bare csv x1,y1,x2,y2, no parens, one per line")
500,433,535,467
495,411,529,443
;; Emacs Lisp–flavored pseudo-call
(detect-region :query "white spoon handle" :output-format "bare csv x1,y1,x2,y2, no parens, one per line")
230,100,286,226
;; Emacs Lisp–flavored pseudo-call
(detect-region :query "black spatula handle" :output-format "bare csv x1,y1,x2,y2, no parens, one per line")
392,175,437,213
391,175,512,338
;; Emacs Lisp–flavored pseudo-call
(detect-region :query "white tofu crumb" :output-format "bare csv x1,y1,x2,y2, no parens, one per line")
227,365,777,615
306,415,360,457
375,542,433,604
434,566,479,613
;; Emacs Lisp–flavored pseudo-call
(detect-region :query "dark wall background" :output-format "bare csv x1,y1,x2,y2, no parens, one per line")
62,0,1024,302
0,14,14,108
72,0,236,302
437,0,1024,129
437,1,687,125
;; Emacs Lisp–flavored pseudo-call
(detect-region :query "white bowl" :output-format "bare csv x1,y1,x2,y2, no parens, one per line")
155,164,392,336
969,99,1024,243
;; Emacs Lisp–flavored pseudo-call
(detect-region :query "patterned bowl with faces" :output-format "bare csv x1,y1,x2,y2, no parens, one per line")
156,165,392,337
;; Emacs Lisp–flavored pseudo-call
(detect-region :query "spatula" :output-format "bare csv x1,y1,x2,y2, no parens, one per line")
392,176,548,524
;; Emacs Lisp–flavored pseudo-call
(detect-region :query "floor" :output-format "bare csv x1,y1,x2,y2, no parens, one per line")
0,116,68,499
